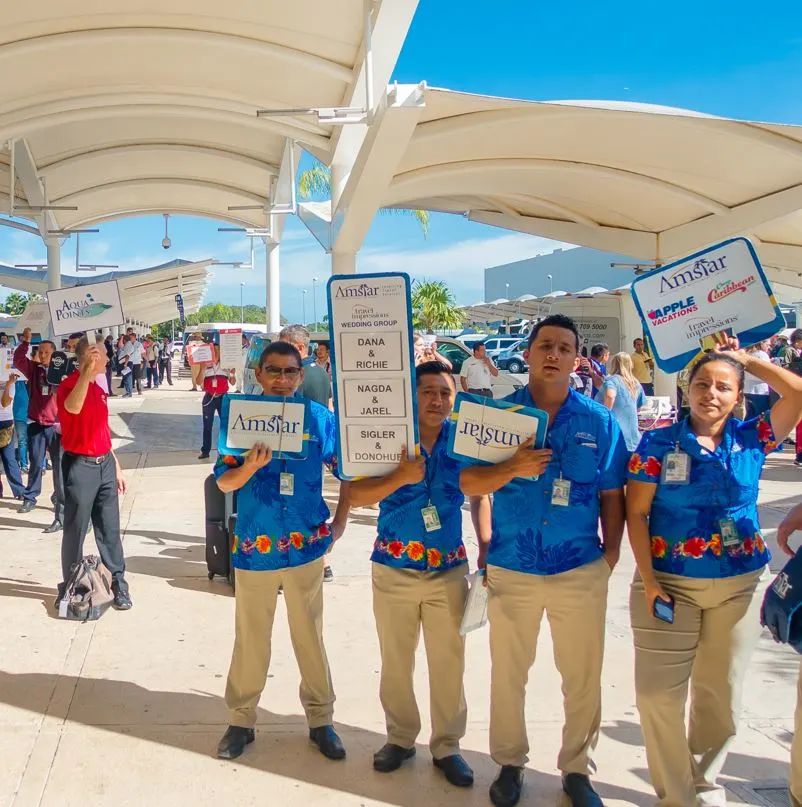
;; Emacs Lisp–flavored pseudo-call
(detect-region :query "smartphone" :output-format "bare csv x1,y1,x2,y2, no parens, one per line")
653,596,675,624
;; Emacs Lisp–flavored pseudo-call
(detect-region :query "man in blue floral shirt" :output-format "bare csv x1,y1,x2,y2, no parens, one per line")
213,341,350,762
461,315,628,807
349,361,489,789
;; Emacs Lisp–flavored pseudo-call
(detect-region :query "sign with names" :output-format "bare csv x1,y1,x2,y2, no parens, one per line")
187,342,214,365
16,301,51,341
631,237,785,373
327,272,417,479
46,280,124,338
218,394,310,459
0,348,13,381
218,328,242,369
447,392,548,465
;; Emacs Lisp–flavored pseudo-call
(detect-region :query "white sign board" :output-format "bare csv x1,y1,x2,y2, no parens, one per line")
327,273,417,479
0,348,13,381
16,301,52,339
218,328,242,369
46,280,125,337
631,237,785,373
187,342,214,365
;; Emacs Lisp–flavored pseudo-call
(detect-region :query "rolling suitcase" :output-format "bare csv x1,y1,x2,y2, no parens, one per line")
204,473,229,580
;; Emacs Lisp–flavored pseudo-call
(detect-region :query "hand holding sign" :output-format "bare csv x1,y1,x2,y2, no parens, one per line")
506,437,552,479
395,446,425,486
244,442,273,471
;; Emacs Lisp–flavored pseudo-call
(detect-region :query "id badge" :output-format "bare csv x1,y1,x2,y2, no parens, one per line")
212,378,219,391
279,472,294,496
661,451,690,484
421,505,442,532
42,385,50,396
719,517,740,547
551,477,571,506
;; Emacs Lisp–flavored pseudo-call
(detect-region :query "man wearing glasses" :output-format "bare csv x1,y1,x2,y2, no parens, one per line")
214,341,351,762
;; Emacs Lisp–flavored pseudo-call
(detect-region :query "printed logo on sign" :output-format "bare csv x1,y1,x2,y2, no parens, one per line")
458,420,524,449
773,571,793,600
659,255,727,295
335,282,379,299
231,413,299,435
707,276,756,303
55,293,113,322
647,296,698,326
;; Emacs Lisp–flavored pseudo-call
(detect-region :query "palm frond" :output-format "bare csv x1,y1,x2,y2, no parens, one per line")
298,161,332,200
411,279,464,333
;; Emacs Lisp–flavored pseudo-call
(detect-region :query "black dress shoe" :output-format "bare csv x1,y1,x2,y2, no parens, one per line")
112,588,133,610
309,725,345,760
434,754,474,787
490,765,524,807
216,725,255,759
43,520,63,534
19,500,34,514
373,743,415,772
562,773,603,807
198,452,210,460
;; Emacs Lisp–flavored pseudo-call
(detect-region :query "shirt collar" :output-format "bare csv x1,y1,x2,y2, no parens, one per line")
420,418,450,459
677,415,737,461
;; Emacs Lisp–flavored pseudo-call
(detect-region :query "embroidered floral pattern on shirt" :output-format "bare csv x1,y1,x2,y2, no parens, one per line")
234,522,331,556
628,453,662,478
757,414,778,454
651,533,767,561
373,539,466,569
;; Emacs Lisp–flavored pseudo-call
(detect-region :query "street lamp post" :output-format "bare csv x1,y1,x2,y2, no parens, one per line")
312,276,319,330
240,282,244,323
547,274,553,294
302,289,307,326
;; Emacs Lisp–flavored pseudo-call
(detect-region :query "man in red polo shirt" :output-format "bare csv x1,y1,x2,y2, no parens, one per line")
56,337,131,611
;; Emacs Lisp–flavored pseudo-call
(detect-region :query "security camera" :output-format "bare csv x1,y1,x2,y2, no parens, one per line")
162,236,172,250
161,213,171,249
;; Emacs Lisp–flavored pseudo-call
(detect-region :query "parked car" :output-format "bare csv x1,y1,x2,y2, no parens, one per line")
496,339,529,374
434,336,524,399
478,336,521,358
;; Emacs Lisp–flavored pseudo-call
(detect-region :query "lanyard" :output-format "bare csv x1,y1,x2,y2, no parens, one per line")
546,418,569,478
682,420,736,510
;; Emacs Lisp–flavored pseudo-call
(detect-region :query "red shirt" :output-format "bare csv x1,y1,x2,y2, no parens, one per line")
13,341,59,426
56,371,112,456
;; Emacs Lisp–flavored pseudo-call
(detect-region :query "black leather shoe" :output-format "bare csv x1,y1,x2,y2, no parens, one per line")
112,589,133,610
373,743,415,772
216,725,254,759
490,766,524,807
562,774,603,807
434,754,474,787
43,520,63,534
198,452,210,460
19,500,34,514
309,725,345,760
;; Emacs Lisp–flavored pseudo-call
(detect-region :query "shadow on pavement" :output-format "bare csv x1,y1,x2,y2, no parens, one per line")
0,669,653,807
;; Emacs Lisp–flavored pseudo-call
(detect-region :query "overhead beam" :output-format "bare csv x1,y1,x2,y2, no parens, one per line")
661,184,802,261
12,139,58,237
331,83,425,254
329,0,421,203
268,138,301,244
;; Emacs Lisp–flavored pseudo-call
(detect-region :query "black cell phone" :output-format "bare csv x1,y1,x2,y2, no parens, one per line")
653,596,675,624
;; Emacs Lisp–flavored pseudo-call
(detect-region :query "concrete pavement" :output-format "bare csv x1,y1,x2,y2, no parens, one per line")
0,380,800,807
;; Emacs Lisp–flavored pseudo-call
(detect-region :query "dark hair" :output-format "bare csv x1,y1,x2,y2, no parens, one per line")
415,360,455,387
472,341,486,353
75,337,91,361
687,352,745,391
259,341,302,368
590,343,609,359
69,332,84,341
527,314,580,351
633,337,643,346
38,340,56,351
792,329,802,345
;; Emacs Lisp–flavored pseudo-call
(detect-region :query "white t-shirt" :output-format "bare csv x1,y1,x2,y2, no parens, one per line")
744,350,770,396
460,356,493,389
122,341,145,365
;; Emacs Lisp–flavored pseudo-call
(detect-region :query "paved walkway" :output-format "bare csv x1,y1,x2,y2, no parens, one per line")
1,380,799,807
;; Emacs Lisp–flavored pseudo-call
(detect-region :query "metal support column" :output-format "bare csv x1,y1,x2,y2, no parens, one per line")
45,239,61,291
266,239,280,333
331,251,357,275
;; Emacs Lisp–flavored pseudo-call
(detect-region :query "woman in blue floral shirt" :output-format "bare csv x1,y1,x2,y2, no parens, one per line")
626,345,802,807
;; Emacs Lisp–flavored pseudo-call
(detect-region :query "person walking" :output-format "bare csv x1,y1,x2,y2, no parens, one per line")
144,336,160,389
120,333,145,395
631,338,655,396
459,342,498,398
0,372,27,500
198,346,236,460
14,329,65,533
626,343,802,807
214,340,350,762
158,337,173,386
349,361,486,788
12,370,30,472
595,352,646,452
103,335,115,397
460,314,629,807
55,337,131,611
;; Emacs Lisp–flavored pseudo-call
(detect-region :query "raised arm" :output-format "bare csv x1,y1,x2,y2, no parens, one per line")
13,329,33,376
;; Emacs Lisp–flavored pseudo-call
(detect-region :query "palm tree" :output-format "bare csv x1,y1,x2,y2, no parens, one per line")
411,280,464,333
298,159,429,238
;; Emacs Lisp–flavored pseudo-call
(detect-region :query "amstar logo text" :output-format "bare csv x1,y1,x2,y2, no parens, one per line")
458,420,524,449
659,255,727,295
231,413,299,435
335,282,379,299
707,276,756,303
647,296,698,326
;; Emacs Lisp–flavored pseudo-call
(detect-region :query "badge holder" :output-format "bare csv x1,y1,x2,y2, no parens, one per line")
661,445,690,485
421,503,442,532
551,474,571,506
719,517,741,547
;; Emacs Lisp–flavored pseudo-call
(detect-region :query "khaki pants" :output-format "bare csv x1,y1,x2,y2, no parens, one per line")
487,557,611,771
790,662,802,807
372,563,468,758
226,558,334,729
191,362,204,388
630,568,767,807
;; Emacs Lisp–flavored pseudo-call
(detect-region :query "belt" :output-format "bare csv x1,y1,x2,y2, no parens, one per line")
66,451,110,465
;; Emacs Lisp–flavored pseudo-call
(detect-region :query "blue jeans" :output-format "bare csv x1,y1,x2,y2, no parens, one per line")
123,371,133,396
0,420,27,499
14,419,28,469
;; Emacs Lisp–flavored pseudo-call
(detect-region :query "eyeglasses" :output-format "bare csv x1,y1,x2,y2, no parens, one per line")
261,366,301,378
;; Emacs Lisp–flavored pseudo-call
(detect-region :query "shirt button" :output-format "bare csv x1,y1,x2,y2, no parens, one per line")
542,519,548,526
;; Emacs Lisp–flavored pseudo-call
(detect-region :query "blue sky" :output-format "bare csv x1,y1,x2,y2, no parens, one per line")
1,0,801,321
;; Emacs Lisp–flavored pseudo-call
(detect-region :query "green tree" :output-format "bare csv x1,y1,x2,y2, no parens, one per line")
3,292,38,315
298,159,429,238
411,280,464,334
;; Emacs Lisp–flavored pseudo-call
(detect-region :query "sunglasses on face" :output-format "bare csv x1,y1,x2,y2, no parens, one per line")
260,366,301,379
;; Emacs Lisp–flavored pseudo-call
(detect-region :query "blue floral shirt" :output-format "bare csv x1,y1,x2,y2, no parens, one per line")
372,419,468,572
214,399,338,571
486,386,629,576
628,414,778,579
